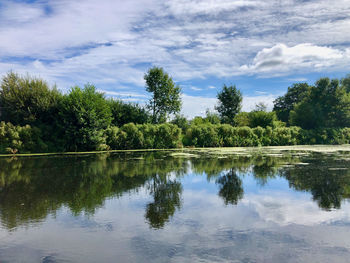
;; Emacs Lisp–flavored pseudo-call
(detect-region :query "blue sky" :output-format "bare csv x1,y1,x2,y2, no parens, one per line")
1,0,350,117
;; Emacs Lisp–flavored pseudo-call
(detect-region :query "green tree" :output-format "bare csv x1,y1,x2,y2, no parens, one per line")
171,114,189,131
273,83,309,124
341,74,350,93
58,84,112,151
0,72,61,126
144,67,182,123
216,84,242,125
204,109,221,124
234,112,250,127
290,78,350,129
108,99,150,126
248,104,278,128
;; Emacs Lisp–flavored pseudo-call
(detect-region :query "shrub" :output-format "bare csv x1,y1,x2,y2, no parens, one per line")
58,84,112,151
154,123,182,148
0,121,47,153
106,123,182,150
184,124,220,147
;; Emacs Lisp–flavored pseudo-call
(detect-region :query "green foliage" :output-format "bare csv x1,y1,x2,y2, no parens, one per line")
0,72,62,126
171,114,189,131
341,74,350,93
216,84,242,125
58,84,112,151
108,99,150,126
290,78,350,129
0,122,47,153
184,124,221,147
1,71,350,154
204,109,221,124
144,67,182,123
273,83,309,123
234,112,250,127
248,110,277,128
182,124,350,148
106,123,182,150
190,110,221,126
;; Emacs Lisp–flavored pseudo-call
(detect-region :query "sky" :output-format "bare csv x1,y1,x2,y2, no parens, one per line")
1,0,350,118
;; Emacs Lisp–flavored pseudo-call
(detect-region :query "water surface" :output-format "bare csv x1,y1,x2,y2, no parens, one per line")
1,148,350,262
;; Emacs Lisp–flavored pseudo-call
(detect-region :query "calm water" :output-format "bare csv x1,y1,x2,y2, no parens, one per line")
1,148,350,262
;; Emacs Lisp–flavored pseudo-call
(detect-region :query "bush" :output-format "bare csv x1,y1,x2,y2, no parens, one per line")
184,124,220,147
108,99,150,127
248,111,278,128
0,122,47,153
106,123,182,150
0,72,62,126
58,84,112,151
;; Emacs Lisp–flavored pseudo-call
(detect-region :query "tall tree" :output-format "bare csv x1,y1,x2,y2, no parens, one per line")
215,84,242,125
144,67,181,123
273,83,309,124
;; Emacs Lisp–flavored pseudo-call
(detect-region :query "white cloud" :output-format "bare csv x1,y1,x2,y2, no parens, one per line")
165,0,262,15
97,90,148,99
1,0,350,97
181,94,217,118
240,43,349,75
244,192,350,226
0,1,44,23
242,94,276,111
190,86,203,91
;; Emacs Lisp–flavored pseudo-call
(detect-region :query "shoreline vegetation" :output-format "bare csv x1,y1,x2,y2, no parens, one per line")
1,68,350,155
2,144,350,158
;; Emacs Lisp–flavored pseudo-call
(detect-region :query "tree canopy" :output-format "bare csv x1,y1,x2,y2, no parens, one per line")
58,84,112,151
289,78,350,129
0,72,61,126
273,83,309,124
144,67,182,123
216,84,242,125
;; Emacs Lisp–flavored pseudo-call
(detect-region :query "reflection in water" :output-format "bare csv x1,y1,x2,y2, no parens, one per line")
281,153,350,210
3,150,350,262
145,176,182,228
1,150,350,231
216,169,243,205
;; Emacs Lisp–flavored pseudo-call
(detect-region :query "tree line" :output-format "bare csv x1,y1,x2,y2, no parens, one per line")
1,67,350,153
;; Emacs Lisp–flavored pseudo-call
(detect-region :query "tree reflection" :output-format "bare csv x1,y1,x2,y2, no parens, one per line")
0,152,187,230
216,169,243,205
281,155,350,210
145,176,182,229
1,151,350,230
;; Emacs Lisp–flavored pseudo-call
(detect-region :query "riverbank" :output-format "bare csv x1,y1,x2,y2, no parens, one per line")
2,144,350,158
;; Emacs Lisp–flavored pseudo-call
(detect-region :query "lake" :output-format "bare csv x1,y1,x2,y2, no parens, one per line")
1,146,350,262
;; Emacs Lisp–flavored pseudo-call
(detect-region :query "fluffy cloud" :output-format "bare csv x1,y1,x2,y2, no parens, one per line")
241,43,350,75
